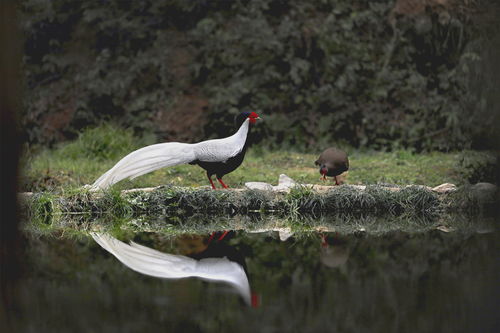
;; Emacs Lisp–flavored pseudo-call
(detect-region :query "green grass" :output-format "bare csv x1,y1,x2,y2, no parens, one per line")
21,123,496,194
24,182,482,225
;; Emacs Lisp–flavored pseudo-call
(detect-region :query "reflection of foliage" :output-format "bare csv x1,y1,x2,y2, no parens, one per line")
21,0,498,150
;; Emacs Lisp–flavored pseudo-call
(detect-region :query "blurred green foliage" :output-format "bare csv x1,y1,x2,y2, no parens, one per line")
21,0,498,150
457,150,498,184
55,123,154,161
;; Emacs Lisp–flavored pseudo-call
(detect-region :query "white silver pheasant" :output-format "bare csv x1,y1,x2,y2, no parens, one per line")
90,112,260,190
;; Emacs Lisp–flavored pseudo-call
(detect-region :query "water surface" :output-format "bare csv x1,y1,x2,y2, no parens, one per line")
7,219,500,332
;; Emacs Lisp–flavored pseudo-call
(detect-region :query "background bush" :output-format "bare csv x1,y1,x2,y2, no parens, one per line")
21,0,500,151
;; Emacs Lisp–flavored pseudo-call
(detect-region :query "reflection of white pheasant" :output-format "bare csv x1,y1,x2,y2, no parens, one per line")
91,232,251,305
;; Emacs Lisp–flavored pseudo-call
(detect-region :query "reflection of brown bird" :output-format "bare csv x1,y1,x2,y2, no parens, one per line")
320,234,350,268
314,148,349,185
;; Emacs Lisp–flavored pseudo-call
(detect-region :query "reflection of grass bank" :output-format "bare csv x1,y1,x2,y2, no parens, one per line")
23,212,496,244
21,124,497,194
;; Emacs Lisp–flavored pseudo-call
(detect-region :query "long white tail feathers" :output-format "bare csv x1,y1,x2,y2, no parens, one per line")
90,142,196,190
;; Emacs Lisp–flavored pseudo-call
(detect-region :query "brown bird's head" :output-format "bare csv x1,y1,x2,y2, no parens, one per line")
319,166,329,179
315,159,328,177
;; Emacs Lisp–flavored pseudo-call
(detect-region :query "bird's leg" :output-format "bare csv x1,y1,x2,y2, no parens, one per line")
251,292,260,308
334,176,339,186
208,230,229,244
207,174,216,189
217,230,229,241
207,232,216,243
320,170,327,181
320,233,328,248
217,177,229,189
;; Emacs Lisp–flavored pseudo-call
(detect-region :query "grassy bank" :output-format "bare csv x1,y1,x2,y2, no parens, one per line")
23,193,496,239
21,124,497,194
22,181,495,230
24,185,440,217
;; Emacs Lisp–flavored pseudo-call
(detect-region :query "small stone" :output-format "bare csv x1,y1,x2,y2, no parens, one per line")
278,174,296,185
432,183,457,193
245,182,274,191
405,184,432,191
122,186,162,194
436,225,453,233
277,228,294,241
273,174,298,192
350,185,367,191
18,192,34,199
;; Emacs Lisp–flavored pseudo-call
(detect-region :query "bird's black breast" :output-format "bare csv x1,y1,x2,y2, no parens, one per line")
191,146,248,178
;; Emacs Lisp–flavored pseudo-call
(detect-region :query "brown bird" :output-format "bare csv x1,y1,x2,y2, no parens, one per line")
314,148,349,185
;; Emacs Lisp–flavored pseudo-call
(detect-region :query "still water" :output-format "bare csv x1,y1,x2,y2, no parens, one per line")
6,220,500,332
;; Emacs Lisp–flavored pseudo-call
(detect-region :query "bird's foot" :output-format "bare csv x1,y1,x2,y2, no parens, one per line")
320,234,328,248
217,178,229,189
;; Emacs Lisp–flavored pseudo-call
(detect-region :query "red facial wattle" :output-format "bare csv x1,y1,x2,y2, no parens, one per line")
320,168,327,180
251,292,260,308
248,112,260,124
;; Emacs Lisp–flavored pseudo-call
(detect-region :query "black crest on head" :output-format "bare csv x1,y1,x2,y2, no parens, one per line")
234,111,251,127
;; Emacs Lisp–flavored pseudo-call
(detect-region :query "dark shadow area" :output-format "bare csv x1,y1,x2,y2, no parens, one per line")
0,1,23,330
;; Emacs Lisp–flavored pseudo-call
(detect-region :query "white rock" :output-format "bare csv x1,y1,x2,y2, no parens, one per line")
278,174,297,186
246,174,299,192
432,183,457,193
436,225,453,233
406,184,432,191
122,186,163,194
273,174,298,192
244,182,274,191
277,228,294,241
245,228,294,241
349,185,367,191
